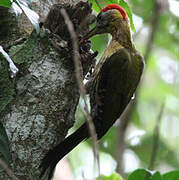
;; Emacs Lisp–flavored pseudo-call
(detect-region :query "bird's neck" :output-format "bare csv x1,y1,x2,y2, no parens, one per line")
102,40,123,59
94,28,135,75
111,21,135,50
92,22,136,78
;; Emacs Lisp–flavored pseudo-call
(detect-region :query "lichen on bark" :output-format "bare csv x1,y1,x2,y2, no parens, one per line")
0,1,96,179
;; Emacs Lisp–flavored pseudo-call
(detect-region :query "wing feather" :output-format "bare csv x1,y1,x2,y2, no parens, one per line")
91,48,143,139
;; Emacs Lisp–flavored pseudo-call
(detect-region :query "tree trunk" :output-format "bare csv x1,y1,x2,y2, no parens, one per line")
0,1,95,179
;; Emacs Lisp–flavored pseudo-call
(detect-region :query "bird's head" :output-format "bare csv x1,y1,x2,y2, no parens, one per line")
82,4,129,40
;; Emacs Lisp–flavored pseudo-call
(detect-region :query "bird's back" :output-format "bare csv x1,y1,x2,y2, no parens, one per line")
90,43,144,139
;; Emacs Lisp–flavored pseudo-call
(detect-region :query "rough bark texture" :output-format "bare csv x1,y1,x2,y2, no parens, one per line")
0,1,95,179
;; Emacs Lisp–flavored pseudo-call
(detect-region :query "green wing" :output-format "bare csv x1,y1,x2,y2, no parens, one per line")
91,48,143,139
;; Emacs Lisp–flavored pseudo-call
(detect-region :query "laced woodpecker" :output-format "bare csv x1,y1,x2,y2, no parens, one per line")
40,4,144,179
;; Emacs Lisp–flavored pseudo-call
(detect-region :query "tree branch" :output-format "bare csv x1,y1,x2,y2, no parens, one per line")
60,8,101,178
144,0,169,62
0,159,19,180
148,101,165,170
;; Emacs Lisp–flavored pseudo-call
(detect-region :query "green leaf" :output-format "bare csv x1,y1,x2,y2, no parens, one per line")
89,0,119,12
129,0,154,22
151,172,162,180
103,0,119,6
162,171,179,180
118,0,136,32
0,0,11,8
0,122,10,166
89,0,102,12
131,106,141,126
96,173,124,180
91,33,109,58
128,169,151,180
129,135,179,169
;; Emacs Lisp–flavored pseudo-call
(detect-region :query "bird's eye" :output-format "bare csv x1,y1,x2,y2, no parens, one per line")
96,12,109,28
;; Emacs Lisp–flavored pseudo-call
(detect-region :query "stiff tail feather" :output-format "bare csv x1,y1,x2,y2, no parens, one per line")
40,123,88,180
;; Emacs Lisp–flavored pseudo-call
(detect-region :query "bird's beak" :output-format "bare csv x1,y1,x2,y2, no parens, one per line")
84,26,99,39
80,26,100,43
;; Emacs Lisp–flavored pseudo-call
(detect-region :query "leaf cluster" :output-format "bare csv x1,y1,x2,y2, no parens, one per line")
96,170,179,180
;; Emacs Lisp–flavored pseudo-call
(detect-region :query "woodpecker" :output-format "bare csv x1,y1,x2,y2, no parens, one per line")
40,4,144,179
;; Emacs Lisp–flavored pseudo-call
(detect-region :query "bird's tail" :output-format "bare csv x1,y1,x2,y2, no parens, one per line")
40,123,88,180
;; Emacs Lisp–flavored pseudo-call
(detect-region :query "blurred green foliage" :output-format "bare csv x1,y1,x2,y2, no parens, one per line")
163,171,179,180
96,173,124,180
127,169,179,180
0,0,11,8
127,169,151,180
95,170,179,179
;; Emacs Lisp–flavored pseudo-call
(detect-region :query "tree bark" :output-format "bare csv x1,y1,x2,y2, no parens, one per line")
0,1,95,179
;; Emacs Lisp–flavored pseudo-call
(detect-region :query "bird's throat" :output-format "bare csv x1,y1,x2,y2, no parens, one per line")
93,39,123,77
92,22,135,78
103,40,123,59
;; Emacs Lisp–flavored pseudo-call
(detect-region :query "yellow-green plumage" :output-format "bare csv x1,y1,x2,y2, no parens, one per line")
90,39,144,138
40,6,144,180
